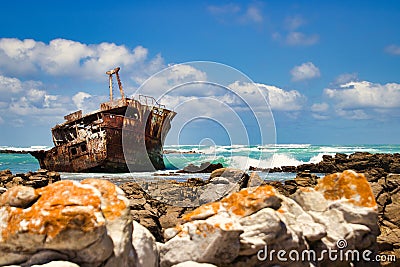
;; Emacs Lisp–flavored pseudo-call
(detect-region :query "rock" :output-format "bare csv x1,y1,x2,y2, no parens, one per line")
0,169,60,189
178,162,224,173
0,169,12,176
160,171,379,266
247,172,263,187
132,221,159,267
0,187,7,194
208,168,249,188
0,179,137,267
199,177,238,205
171,261,217,267
0,185,39,208
384,191,400,227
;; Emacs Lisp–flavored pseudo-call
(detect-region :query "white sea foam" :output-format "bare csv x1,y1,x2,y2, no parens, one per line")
0,145,51,152
258,144,311,149
229,153,305,169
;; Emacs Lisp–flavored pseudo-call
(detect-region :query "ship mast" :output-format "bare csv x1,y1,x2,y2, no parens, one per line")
106,67,125,101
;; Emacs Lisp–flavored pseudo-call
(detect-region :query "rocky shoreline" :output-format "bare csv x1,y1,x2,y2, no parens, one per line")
0,152,399,266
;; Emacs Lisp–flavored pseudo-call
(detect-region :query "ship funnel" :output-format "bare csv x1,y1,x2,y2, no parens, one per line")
106,67,125,101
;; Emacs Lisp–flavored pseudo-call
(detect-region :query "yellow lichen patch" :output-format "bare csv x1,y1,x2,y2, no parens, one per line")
315,170,377,208
183,185,277,222
81,179,127,221
182,202,221,222
298,187,313,192
1,180,103,241
222,185,276,217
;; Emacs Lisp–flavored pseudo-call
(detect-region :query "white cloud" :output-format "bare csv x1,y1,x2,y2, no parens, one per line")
385,45,400,55
325,81,400,109
0,38,164,82
291,62,321,81
228,81,306,111
72,92,92,110
273,15,319,46
243,6,263,23
311,102,329,112
0,115,4,124
136,64,208,97
334,73,358,85
208,3,263,24
335,109,369,120
285,16,305,31
311,114,329,120
0,75,73,126
286,32,319,46
208,4,240,15
0,75,23,94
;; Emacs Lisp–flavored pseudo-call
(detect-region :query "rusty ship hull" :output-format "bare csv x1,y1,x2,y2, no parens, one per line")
30,67,176,172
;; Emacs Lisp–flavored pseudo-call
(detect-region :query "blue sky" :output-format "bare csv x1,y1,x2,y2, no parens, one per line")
0,0,400,146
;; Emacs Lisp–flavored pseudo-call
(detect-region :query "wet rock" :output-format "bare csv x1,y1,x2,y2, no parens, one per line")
177,162,224,173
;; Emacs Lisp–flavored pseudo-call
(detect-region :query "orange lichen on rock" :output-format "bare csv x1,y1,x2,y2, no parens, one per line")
81,178,127,221
183,185,279,222
315,170,377,208
0,180,104,241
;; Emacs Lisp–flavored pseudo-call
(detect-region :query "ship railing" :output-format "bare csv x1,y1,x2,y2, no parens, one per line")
138,95,166,109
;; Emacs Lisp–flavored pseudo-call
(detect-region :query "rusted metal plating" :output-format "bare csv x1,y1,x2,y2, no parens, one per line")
30,68,176,172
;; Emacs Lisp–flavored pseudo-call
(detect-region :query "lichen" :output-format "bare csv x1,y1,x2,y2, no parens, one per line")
315,170,377,208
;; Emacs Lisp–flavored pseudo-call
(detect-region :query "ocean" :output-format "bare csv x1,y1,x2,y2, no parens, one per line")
1,144,399,184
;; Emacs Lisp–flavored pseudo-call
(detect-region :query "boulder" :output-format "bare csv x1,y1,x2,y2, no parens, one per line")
132,221,159,267
178,162,224,173
160,171,379,266
0,179,137,267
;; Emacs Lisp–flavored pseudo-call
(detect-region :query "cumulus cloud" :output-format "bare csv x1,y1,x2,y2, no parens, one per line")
325,81,400,109
136,64,208,97
311,102,329,112
285,32,319,46
0,75,23,94
291,62,321,81
0,75,74,126
273,15,319,46
228,81,306,111
385,45,400,55
0,38,164,82
334,73,358,85
72,92,92,110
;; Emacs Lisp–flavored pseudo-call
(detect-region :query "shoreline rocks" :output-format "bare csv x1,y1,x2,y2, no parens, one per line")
251,152,400,174
0,169,60,190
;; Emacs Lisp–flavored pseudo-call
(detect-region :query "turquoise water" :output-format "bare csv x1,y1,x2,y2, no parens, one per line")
163,144,400,170
1,144,399,182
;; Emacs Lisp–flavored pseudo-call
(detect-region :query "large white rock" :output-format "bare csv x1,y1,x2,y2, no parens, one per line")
160,171,379,267
0,179,138,267
132,221,159,267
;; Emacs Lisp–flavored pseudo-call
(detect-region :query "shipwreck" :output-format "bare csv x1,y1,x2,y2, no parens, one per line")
30,67,176,172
